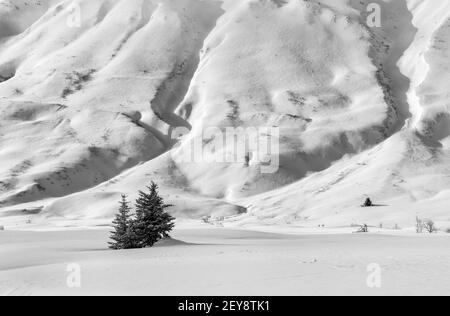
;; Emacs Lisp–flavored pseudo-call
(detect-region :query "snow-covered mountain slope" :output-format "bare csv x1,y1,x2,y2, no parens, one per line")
0,0,449,229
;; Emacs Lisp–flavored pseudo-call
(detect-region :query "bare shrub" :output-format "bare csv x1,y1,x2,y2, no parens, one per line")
423,220,437,234
356,224,368,233
416,216,424,233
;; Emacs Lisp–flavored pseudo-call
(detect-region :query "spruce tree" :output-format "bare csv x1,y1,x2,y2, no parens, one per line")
133,182,175,248
109,195,135,250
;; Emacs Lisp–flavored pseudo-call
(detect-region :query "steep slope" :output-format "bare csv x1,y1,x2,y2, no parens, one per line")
235,0,450,228
0,0,225,212
0,0,61,40
400,0,450,142
0,0,449,229
170,0,397,201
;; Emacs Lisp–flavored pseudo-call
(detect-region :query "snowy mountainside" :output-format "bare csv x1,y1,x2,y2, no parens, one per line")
0,0,449,229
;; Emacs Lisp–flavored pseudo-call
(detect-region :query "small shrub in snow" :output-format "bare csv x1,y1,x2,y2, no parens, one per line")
356,224,369,233
0,225,4,231
423,220,437,234
416,216,424,233
202,216,212,224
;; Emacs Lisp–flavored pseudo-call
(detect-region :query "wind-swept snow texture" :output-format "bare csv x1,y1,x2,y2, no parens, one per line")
0,0,449,230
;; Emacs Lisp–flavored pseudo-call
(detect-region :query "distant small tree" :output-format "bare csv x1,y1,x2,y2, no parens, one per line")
133,182,175,248
424,220,437,234
109,195,136,250
363,198,373,207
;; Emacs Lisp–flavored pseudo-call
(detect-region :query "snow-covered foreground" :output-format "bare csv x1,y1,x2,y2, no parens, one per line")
1,227,450,296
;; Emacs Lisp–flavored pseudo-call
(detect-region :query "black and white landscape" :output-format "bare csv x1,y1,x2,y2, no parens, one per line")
0,0,449,296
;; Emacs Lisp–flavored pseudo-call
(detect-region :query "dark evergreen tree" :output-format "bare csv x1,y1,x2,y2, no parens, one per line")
133,182,175,248
364,198,373,207
109,195,135,250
